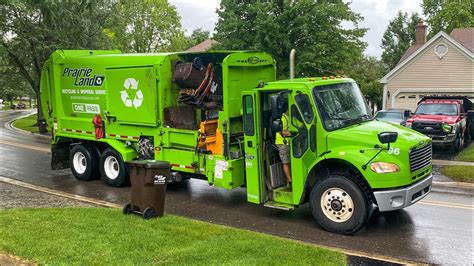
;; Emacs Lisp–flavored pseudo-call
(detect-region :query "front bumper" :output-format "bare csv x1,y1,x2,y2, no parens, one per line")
428,134,456,145
374,174,432,212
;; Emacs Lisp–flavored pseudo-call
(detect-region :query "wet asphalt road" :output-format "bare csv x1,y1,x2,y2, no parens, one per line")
1,110,473,264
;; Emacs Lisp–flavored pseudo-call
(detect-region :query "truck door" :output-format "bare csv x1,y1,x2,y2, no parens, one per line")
288,92,317,204
242,92,264,204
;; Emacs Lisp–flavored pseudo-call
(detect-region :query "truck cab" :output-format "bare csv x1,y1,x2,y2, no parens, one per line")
243,77,433,234
407,96,473,152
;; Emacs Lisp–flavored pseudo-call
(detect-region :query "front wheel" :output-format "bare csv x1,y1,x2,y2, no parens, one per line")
309,175,371,235
99,148,129,187
451,133,464,153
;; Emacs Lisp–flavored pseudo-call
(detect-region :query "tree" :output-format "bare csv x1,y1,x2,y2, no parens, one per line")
109,0,187,53
214,0,367,78
422,0,474,37
380,11,421,71
187,27,210,47
347,56,385,111
1,0,116,132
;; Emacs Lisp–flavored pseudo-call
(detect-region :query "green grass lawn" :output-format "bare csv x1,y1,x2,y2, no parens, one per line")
441,165,474,183
11,113,39,134
0,208,344,265
455,143,474,162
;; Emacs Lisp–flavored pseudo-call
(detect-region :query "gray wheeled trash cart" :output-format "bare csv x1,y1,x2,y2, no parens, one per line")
123,160,170,219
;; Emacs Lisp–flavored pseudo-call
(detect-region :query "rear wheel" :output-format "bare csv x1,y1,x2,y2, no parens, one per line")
309,174,371,235
143,207,156,220
99,148,129,187
69,144,99,181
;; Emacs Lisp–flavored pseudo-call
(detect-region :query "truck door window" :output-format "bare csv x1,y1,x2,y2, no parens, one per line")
243,95,255,136
295,93,314,123
290,105,308,158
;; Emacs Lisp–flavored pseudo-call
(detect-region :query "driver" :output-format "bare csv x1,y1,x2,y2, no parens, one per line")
275,102,292,187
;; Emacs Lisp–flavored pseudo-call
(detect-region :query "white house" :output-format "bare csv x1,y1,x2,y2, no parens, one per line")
380,22,474,111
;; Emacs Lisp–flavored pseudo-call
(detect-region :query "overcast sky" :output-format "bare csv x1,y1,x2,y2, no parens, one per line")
169,0,423,58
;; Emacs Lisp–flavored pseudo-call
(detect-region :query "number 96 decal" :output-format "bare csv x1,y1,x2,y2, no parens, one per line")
387,147,400,155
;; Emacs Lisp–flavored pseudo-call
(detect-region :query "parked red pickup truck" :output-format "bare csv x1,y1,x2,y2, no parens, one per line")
406,96,474,152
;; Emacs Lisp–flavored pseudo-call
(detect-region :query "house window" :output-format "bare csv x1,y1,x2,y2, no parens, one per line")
434,43,448,59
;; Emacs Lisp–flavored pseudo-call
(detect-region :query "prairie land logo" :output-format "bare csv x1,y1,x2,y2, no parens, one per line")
120,78,143,109
62,67,105,86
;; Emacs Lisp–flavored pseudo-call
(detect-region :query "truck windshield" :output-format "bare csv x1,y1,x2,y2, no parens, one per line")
416,103,458,116
313,82,372,131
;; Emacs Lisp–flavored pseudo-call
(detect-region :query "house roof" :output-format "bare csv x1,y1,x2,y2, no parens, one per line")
380,29,474,84
450,28,474,53
397,44,423,64
186,39,218,52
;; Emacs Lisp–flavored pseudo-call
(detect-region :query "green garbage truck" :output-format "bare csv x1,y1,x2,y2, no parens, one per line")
40,50,433,234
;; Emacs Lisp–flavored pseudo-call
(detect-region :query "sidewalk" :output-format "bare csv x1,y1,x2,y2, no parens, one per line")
432,159,474,167
0,181,96,209
431,165,474,194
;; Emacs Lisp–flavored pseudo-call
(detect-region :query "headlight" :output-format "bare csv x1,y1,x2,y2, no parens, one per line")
406,122,412,128
442,123,452,133
370,162,401,174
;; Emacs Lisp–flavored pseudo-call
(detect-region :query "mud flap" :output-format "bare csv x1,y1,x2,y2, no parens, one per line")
51,143,70,170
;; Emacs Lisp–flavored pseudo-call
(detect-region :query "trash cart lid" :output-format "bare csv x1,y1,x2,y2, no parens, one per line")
127,160,171,169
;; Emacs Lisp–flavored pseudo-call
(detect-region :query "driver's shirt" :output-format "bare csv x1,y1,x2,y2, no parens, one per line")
275,113,289,145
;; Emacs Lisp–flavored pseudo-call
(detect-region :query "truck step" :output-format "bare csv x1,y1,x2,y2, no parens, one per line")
264,201,294,210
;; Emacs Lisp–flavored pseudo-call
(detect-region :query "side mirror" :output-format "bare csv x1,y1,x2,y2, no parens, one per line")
378,132,398,145
271,119,283,134
404,110,411,118
270,94,281,118
270,92,288,118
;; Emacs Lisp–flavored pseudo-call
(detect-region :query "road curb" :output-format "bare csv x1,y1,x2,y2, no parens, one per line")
431,181,474,195
5,111,51,139
433,159,474,167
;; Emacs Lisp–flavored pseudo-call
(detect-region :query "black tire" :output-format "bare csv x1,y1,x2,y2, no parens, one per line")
99,148,129,187
309,174,371,235
464,129,471,146
69,144,99,181
451,133,463,153
123,203,134,215
143,207,156,220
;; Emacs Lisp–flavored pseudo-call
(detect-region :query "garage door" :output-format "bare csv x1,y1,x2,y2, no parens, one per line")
393,93,420,111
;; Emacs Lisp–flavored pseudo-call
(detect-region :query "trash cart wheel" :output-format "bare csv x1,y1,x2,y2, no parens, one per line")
123,203,134,215
143,207,156,220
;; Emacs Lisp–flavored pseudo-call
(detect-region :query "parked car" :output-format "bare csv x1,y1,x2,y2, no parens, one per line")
11,103,27,109
375,109,413,126
406,96,474,152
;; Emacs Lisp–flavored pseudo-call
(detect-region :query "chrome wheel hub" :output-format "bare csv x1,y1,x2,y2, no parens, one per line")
320,187,354,223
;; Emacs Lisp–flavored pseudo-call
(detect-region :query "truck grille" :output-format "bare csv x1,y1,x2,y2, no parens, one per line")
412,121,442,135
409,143,432,172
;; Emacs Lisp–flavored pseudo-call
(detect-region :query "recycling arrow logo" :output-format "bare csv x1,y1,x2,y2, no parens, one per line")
120,78,143,109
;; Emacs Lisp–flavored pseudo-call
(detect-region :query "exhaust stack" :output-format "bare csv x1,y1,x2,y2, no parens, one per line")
289,49,296,79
